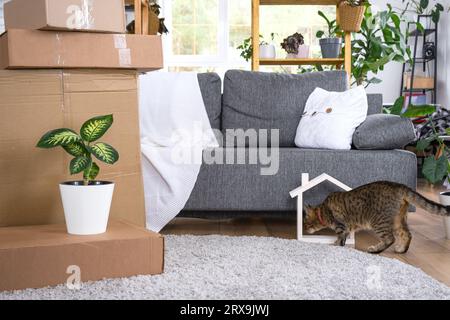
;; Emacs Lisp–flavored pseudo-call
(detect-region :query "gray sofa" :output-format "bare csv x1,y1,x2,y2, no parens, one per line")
181,70,417,218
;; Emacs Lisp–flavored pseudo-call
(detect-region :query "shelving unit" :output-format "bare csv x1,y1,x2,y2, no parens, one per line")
400,15,438,104
125,0,149,35
251,0,352,78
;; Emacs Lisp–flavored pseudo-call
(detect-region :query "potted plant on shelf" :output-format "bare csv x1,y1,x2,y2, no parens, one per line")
237,34,276,61
337,0,366,32
390,98,450,238
281,32,309,59
316,10,343,59
37,114,119,236
399,0,448,24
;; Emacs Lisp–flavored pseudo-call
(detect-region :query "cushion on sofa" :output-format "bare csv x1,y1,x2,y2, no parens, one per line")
367,94,383,115
353,114,416,150
295,86,368,150
197,73,222,130
222,70,349,147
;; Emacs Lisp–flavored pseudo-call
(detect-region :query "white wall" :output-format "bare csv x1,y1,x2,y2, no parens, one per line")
367,0,449,106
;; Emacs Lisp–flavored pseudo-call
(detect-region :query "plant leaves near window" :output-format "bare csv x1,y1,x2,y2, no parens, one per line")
90,143,119,165
80,114,113,143
422,155,448,184
84,162,100,181
416,137,434,151
402,104,436,118
36,129,82,148
70,156,91,175
446,128,450,136
63,142,88,157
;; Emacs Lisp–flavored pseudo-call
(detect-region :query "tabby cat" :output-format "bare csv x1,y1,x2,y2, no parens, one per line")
304,181,450,254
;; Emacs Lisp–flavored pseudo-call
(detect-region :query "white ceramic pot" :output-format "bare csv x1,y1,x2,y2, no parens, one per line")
439,191,450,239
259,44,276,59
286,45,310,59
60,181,115,235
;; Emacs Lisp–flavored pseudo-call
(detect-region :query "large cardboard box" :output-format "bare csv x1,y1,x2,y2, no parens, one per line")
5,0,126,33
0,29,163,72
0,221,164,291
0,69,146,228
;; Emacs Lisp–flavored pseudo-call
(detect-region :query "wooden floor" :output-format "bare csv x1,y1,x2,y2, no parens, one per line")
161,181,450,286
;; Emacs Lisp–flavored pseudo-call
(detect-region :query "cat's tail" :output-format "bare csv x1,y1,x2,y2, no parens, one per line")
405,188,450,216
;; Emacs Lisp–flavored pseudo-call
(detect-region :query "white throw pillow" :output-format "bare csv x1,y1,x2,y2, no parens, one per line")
295,86,368,150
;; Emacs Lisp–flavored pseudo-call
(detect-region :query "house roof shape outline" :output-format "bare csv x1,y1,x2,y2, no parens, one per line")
289,173,352,199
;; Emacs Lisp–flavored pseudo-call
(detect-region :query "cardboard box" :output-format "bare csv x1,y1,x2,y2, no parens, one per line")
5,0,126,33
0,221,164,292
0,29,163,72
0,69,146,228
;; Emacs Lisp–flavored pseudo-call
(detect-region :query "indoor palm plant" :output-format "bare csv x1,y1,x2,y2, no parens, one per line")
316,10,343,58
37,114,119,235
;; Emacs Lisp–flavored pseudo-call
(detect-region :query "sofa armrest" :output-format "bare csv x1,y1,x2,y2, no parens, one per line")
353,114,416,150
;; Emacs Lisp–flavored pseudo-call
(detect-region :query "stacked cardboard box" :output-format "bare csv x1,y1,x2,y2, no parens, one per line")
0,0,164,290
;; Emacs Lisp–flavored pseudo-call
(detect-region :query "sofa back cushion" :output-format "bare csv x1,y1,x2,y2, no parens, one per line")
197,73,222,130
222,70,349,147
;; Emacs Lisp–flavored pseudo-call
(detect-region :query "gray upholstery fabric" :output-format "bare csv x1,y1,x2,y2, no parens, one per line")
197,73,222,130
222,70,349,147
353,114,416,150
367,94,383,115
183,148,417,213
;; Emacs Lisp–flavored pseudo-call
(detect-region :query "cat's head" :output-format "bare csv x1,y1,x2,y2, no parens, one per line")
304,205,327,234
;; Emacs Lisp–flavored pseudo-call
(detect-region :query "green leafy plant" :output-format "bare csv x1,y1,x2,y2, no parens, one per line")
37,114,119,185
390,97,449,185
400,0,448,23
237,34,276,62
281,32,305,54
350,4,411,87
316,10,343,39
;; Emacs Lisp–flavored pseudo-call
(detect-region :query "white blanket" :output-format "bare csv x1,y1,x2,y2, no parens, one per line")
139,72,218,232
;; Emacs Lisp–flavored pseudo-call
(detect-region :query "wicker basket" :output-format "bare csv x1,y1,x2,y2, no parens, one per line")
337,2,365,32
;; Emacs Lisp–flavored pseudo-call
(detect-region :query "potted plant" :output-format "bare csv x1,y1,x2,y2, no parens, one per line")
281,32,309,58
316,11,343,58
237,34,276,61
259,33,277,59
391,98,450,238
37,114,119,235
399,0,448,24
337,0,366,32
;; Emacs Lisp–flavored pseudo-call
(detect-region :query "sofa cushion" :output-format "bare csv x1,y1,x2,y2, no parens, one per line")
197,73,222,130
367,94,383,115
222,70,349,147
353,114,416,150
183,148,417,212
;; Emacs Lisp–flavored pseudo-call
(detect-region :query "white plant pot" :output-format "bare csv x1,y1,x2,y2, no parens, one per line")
439,191,450,239
259,44,276,59
286,45,310,59
60,181,115,235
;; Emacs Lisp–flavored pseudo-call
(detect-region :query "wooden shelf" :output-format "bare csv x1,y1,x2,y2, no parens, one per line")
260,58,344,65
261,0,339,5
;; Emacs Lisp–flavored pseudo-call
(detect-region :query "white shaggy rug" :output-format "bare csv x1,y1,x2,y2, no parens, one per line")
1,235,449,300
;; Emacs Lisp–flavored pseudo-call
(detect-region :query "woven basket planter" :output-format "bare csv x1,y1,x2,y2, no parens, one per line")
337,2,365,32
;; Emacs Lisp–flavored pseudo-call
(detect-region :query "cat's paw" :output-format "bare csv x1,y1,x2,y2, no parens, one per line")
367,245,381,254
394,245,408,254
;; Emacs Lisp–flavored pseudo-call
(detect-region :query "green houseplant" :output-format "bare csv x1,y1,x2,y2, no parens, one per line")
350,4,411,87
316,10,343,58
400,0,447,24
37,114,119,235
237,34,277,62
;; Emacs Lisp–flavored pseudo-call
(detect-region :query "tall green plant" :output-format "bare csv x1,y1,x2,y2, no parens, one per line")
400,0,447,23
37,114,119,185
350,4,411,87
390,97,449,185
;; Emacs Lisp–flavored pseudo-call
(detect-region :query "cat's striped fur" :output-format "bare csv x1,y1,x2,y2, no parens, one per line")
304,181,450,254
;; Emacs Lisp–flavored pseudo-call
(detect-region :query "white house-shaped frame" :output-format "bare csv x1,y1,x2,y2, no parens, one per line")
290,173,355,245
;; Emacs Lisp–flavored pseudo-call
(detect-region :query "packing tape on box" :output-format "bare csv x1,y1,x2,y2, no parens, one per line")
65,0,95,29
114,35,132,67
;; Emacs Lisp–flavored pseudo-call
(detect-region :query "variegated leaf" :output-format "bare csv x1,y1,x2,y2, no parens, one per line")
80,114,113,142
84,162,100,181
70,156,91,175
90,143,119,164
63,142,87,157
37,129,81,148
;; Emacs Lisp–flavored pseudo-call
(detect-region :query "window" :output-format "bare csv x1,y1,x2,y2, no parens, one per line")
160,0,336,73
